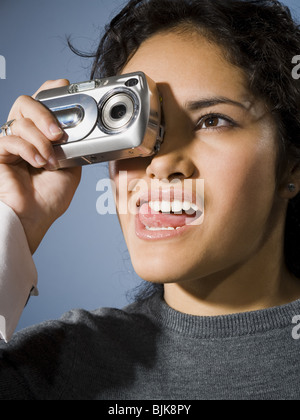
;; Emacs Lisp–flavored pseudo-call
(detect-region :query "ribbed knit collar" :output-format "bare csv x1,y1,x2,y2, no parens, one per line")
145,292,300,339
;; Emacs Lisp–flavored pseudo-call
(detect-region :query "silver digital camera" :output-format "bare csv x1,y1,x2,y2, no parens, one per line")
36,72,164,168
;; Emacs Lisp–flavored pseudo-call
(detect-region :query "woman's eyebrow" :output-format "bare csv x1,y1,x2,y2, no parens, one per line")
185,96,252,111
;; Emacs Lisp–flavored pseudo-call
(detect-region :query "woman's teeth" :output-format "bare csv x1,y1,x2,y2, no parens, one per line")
145,226,183,231
143,200,199,231
148,200,199,214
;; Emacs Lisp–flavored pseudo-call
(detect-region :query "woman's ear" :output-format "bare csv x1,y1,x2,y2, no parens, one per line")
278,159,300,199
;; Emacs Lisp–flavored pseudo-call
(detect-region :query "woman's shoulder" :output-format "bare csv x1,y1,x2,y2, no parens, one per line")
0,294,162,400
1,292,161,349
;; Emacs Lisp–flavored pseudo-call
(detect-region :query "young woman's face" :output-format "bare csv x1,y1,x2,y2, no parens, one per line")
109,30,284,284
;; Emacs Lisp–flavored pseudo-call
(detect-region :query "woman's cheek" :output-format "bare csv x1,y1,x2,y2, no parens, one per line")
201,133,277,227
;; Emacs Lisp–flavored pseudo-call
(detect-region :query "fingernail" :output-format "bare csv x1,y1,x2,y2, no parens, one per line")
48,155,59,167
49,123,63,137
35,154,47,167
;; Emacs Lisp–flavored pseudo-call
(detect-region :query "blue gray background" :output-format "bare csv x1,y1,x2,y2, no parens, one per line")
0,0,299,331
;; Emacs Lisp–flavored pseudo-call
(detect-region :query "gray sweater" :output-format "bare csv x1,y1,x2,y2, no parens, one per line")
1,292,300,400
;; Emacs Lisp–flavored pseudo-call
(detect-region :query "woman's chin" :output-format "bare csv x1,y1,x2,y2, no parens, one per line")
131,256,192,284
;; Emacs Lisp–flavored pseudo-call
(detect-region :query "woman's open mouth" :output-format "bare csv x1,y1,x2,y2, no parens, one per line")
135,189,204,240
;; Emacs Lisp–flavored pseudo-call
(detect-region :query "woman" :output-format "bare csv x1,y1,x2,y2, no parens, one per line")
0,0,300,400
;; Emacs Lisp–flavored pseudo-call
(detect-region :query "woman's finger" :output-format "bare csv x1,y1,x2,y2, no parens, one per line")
0,135,49,168
32,79,70,99
8,95,64,142
7,118,58,166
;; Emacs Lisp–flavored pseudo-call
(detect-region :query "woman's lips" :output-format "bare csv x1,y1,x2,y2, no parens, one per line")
139,203,195,229
135,201,203,240
135,212,195,240
133,185,204,240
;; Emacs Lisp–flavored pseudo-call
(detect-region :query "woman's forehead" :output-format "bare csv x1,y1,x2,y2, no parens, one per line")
122,30,250,104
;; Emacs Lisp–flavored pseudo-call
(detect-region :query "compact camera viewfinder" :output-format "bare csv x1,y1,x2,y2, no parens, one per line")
36,72,165,168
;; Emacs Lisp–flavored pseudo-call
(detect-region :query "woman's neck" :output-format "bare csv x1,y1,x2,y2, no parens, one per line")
164,232,300,316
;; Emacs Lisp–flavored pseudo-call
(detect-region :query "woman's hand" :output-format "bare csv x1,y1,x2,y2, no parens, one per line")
0,79,82,254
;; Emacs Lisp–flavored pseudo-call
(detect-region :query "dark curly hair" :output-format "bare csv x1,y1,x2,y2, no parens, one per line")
71,0,300,279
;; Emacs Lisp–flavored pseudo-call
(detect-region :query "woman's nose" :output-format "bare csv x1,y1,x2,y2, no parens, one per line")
146,131,196,181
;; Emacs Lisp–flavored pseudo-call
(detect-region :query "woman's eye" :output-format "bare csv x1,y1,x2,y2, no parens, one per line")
197,115,233,130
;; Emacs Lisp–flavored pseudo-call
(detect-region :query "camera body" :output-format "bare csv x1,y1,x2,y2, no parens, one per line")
36,72,164,168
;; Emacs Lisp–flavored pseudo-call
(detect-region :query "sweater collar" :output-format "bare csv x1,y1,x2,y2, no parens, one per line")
145,292,300,338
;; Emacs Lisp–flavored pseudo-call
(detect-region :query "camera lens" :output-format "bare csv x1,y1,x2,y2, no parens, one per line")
101,92,136,132
110,104,127,120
